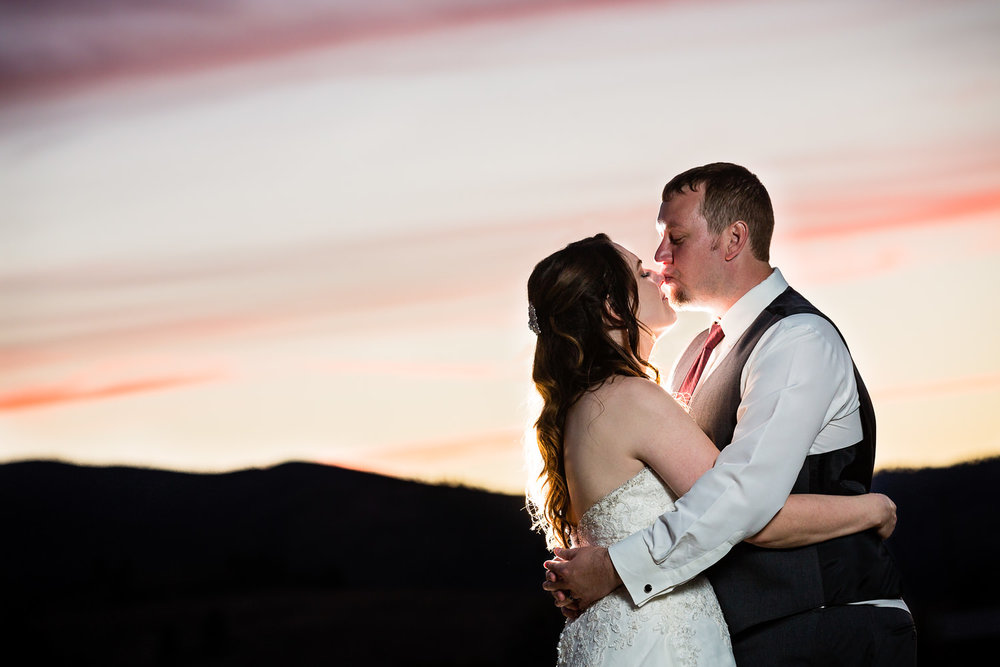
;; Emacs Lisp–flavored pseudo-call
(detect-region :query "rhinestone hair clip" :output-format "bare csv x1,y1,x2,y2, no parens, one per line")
528,303,541,335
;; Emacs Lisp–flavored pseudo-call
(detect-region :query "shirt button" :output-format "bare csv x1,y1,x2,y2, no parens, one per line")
644,584,652,593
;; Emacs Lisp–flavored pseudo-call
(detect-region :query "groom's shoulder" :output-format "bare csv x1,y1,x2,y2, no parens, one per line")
759,313,852,367
767,287,840,335
767,311,842,341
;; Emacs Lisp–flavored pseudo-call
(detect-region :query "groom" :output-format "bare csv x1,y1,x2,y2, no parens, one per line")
543,163,916,665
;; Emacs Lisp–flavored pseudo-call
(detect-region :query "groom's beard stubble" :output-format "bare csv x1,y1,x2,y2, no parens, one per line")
666,285,690,309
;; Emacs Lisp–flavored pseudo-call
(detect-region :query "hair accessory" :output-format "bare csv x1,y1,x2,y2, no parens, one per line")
528,303,541,335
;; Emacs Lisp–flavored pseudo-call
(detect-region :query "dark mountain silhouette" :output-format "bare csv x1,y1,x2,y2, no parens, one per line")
0,461,562,665
873,457,1000,666
1,457,997,665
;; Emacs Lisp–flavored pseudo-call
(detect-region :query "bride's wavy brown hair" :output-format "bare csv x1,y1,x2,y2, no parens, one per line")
526,233,659,549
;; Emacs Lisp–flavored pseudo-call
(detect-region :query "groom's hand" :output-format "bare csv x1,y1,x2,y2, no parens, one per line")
873,493,898,540
542,546,623,611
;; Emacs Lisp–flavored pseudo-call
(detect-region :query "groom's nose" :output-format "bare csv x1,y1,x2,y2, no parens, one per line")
654,240,672,264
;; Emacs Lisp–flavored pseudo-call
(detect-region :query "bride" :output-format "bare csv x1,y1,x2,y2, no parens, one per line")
525,234,897,666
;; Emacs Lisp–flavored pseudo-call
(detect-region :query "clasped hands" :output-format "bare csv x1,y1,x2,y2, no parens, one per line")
542,545,624,619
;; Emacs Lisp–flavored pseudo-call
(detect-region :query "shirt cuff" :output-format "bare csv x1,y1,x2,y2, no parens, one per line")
608,530,745,607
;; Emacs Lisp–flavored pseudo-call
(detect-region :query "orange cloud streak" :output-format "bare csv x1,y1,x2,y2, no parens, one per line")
781,188,1000,241
0,373,220,412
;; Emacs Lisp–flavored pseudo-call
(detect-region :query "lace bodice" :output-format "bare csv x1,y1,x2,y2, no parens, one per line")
574,466,677,548
556,467,734,666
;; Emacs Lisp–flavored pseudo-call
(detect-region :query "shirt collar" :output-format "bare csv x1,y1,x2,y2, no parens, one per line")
716,268,788,342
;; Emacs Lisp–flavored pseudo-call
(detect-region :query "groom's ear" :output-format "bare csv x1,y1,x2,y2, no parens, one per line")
723,220,750,262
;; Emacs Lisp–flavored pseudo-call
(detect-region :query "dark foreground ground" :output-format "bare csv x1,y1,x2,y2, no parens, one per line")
1,458,997,666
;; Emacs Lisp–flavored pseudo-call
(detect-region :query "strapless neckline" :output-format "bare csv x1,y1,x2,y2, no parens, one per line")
577,466,656,526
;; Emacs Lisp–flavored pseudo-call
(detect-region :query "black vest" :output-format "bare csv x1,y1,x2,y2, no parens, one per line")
672,287,902,635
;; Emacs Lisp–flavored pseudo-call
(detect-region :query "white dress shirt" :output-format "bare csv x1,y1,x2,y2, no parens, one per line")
608,269,907,613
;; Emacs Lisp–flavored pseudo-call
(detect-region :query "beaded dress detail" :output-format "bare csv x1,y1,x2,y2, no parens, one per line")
556,467,735,666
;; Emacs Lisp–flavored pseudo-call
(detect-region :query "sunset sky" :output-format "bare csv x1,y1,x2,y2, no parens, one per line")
2,0,999,493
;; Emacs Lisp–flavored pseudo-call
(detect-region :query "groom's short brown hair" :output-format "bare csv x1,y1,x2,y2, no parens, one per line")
662,163,774,262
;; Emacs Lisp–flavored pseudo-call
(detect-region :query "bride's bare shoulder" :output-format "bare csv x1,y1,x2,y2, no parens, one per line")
576,376,681,426
597,375,675,407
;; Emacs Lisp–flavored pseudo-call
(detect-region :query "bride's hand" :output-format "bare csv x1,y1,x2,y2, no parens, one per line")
544,566,582,619
542,546,622,611
870,493,897,540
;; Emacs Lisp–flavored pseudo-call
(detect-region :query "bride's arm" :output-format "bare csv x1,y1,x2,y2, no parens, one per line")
745,492,897,548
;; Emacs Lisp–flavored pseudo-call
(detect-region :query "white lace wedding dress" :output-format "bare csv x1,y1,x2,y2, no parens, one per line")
556,467,735,666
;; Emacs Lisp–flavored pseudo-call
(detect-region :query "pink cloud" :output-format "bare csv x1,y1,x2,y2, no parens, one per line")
0,372,221,411
0,0,661,100
780,188,1000,242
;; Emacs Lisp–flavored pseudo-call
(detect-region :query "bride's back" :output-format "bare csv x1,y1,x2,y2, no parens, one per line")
563,371,718,528
563,375,658,523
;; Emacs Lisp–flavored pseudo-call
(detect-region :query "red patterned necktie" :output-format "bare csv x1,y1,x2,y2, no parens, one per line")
677,323,725,403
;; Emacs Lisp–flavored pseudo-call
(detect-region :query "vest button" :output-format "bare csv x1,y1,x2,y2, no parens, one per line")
644,584,652,593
